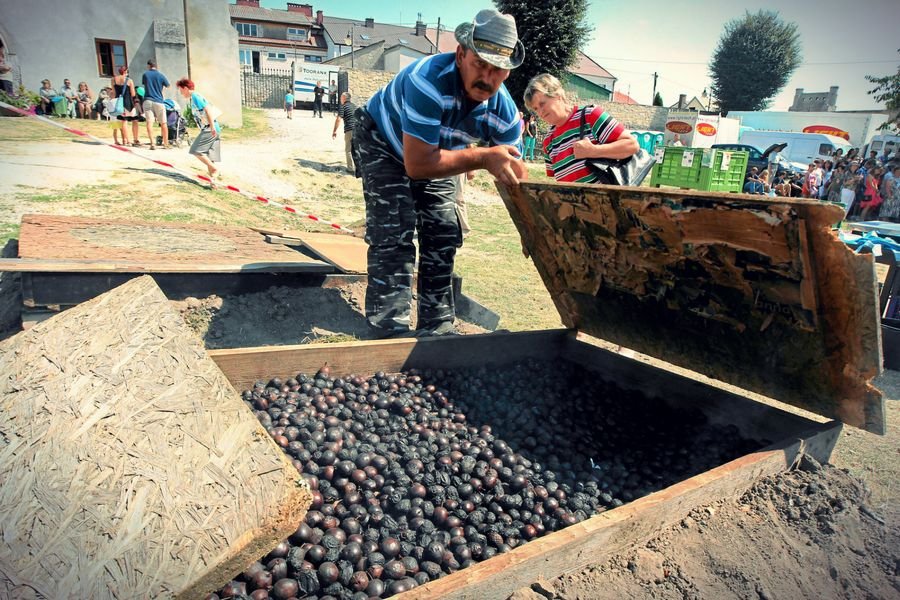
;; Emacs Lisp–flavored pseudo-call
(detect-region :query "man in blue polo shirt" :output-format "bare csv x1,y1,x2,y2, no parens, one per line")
354,9,527,338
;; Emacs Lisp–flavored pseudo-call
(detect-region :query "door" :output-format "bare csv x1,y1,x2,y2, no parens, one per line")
252,51,261,74
337,70,349,97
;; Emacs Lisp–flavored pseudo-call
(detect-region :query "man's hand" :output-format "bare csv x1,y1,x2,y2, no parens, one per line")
482,145,528,187
332,131,337,139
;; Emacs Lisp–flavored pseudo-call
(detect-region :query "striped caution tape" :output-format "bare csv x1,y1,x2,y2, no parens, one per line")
0,100,354,233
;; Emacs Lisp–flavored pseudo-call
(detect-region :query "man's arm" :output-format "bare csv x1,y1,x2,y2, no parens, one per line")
402,134,526,187
332,113,342,139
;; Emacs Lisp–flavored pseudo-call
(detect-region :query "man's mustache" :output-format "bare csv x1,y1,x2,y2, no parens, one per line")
473,81,494,92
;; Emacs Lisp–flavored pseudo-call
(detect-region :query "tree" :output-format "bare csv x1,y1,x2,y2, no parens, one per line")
493,0,592,109
652,92,663,106
709,10,801,114
866,49,900,129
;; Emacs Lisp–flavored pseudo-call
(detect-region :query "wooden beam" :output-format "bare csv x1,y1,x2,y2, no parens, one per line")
0,257,333,273
209,330,570,390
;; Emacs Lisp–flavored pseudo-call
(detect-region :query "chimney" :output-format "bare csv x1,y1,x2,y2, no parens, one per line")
316,9,324,25
287,3,312,16
677,94,686,109
415,20,426,36
365,17,375,28
235,0,260,6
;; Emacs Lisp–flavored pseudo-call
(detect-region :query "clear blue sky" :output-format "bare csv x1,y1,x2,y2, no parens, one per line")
261,0,899,111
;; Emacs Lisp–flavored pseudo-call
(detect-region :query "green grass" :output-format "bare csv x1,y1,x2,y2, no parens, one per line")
455,204,561,332
0,223,19,249
222,107,271,142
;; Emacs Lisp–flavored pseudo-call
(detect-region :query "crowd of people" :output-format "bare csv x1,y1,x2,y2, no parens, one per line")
736,147,900,222
24,60,223,179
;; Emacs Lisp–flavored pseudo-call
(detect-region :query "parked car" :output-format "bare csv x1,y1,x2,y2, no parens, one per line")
739,131,852,166
711,142,791,176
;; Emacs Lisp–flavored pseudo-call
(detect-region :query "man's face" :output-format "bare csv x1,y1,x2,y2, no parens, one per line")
456,47,510,103
64,80,71,87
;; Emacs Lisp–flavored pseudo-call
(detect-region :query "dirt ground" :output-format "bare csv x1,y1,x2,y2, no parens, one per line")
0,110,898,599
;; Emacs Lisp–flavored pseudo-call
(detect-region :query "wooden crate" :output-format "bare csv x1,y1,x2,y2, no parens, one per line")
497,182,884,434
0,277,311,599
209,331,841,600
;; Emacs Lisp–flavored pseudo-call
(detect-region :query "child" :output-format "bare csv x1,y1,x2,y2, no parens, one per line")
284,88,294,119
103,94,125,145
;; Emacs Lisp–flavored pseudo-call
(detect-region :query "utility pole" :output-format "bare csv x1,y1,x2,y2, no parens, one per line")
652,72,658,105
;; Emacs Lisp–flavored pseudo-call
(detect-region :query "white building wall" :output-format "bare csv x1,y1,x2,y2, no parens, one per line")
382,46,426,73
0,0,187,99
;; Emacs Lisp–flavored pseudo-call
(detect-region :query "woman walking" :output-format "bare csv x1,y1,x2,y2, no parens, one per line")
523,73,637,183
177,77,222,182
111,66,142,146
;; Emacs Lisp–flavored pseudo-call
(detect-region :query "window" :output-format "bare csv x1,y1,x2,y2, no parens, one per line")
267,52,286,60
287,27,306,40
239,49,253,66
819,144,834,156
95,39,127,77
304,55,323,63
235,22,259,37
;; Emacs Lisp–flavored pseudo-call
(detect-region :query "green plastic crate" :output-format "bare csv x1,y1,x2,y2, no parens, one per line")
650,147,749,193
699,148,748,193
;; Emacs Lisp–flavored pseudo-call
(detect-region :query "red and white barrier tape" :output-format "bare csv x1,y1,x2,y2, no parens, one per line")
0,100,354,233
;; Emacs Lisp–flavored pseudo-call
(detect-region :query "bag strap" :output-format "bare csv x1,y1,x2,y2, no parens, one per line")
578,105,594,139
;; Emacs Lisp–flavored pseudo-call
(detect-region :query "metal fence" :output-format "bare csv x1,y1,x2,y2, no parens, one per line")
240,67,292,108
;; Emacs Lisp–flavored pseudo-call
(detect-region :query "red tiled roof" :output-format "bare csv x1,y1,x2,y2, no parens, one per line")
572,52,615,79
425,28,458,54
612,91,638,105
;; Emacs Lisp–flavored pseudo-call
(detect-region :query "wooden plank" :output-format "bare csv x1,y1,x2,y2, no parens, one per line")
496,181,884,433
253,227,369,274
0,257,333,273
265,234,305,245
209,330,570,390
20,272,355,308
16,214,330,269
0,276,310,600
402,420,841,600
293,232,369,274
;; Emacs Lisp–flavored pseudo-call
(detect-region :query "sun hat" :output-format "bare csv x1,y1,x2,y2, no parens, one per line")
455,9,525,70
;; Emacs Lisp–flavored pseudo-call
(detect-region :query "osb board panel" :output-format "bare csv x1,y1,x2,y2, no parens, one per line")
0,276,310,600
497,182,884,434
17,214,331,271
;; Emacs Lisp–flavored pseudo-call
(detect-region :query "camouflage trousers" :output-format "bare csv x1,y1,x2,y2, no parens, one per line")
353,108,462,334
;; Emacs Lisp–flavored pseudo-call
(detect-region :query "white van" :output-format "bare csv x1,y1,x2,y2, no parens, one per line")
291,63,341,104
864,134,900,161
738,130,853,167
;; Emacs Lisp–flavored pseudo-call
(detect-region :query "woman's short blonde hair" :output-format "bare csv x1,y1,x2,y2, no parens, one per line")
523,73,569,109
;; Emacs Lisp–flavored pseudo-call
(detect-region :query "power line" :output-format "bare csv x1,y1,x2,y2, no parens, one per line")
588,56,897,66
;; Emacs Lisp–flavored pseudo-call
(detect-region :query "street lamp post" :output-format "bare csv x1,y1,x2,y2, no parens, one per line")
344,23,355,68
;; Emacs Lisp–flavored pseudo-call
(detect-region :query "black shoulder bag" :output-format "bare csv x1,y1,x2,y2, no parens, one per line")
578,106,655,186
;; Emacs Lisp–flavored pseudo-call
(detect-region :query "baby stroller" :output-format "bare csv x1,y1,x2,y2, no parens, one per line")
157,99,191,148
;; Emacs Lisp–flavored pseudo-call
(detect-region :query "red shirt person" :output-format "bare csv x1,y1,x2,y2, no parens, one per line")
524,73,637,183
